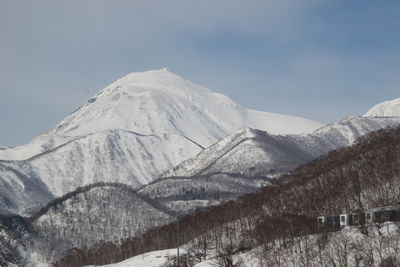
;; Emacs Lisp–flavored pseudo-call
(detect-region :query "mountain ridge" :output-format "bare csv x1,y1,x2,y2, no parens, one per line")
0,69,321,161
162,116,400,179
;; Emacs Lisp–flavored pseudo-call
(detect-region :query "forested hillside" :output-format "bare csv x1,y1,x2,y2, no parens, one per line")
5,183,177,264
55,126,400,266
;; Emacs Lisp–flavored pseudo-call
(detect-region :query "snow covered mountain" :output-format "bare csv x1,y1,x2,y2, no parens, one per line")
0,69,320,161
140,116,400,212
52,69,321,139
364,98,400,117
0,69,322,215
162,116,400,179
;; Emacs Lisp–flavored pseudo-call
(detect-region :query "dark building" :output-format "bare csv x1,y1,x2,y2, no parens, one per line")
317,204,400,230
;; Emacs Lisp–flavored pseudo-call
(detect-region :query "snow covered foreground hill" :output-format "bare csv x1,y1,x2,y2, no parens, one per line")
90,249,183,267
0,69,322,215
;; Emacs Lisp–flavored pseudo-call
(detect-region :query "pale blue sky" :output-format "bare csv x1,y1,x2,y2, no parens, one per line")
1,0,400,146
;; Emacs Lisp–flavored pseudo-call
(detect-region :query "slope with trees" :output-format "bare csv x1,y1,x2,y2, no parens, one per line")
55,126,400,266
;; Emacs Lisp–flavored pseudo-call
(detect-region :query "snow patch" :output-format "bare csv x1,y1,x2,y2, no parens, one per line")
95,248,184,267
364,98,400,117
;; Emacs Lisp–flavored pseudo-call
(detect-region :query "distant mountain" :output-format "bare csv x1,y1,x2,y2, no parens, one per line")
0,69,321,215
365,97,400,117
163,116,400,179
0,69,320,161
138,116,400,213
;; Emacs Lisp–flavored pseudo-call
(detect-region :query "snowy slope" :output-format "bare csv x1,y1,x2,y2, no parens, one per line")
52,69,321,141
364,98,400,117
0,129,202,215
26,129,202,196
0,133,75,162
0,183,177,266
190,223,400,267
31,183,175,263
93,223,400,267
139,172,263,215
162,116,400,179
96,248,183,267
0,161,53,215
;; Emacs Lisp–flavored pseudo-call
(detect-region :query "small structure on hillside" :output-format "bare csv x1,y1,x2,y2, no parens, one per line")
317,204,400,231
339,212,365,228
317,215,340,231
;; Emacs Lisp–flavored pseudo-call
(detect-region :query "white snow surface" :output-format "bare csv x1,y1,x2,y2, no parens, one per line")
365,97,400,117
53,69,321,139
94,248,183,267
26,129,202,196
0,69,321,161
87,222,400,267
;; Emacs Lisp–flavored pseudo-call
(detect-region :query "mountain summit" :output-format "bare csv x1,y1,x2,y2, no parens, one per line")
0,69,321,161
53,69,321,146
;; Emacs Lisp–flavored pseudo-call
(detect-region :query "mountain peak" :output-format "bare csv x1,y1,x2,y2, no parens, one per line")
118,68,178,82
52,70,321,142
364,98,400,117
110,69,201,93
0,70,322,161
